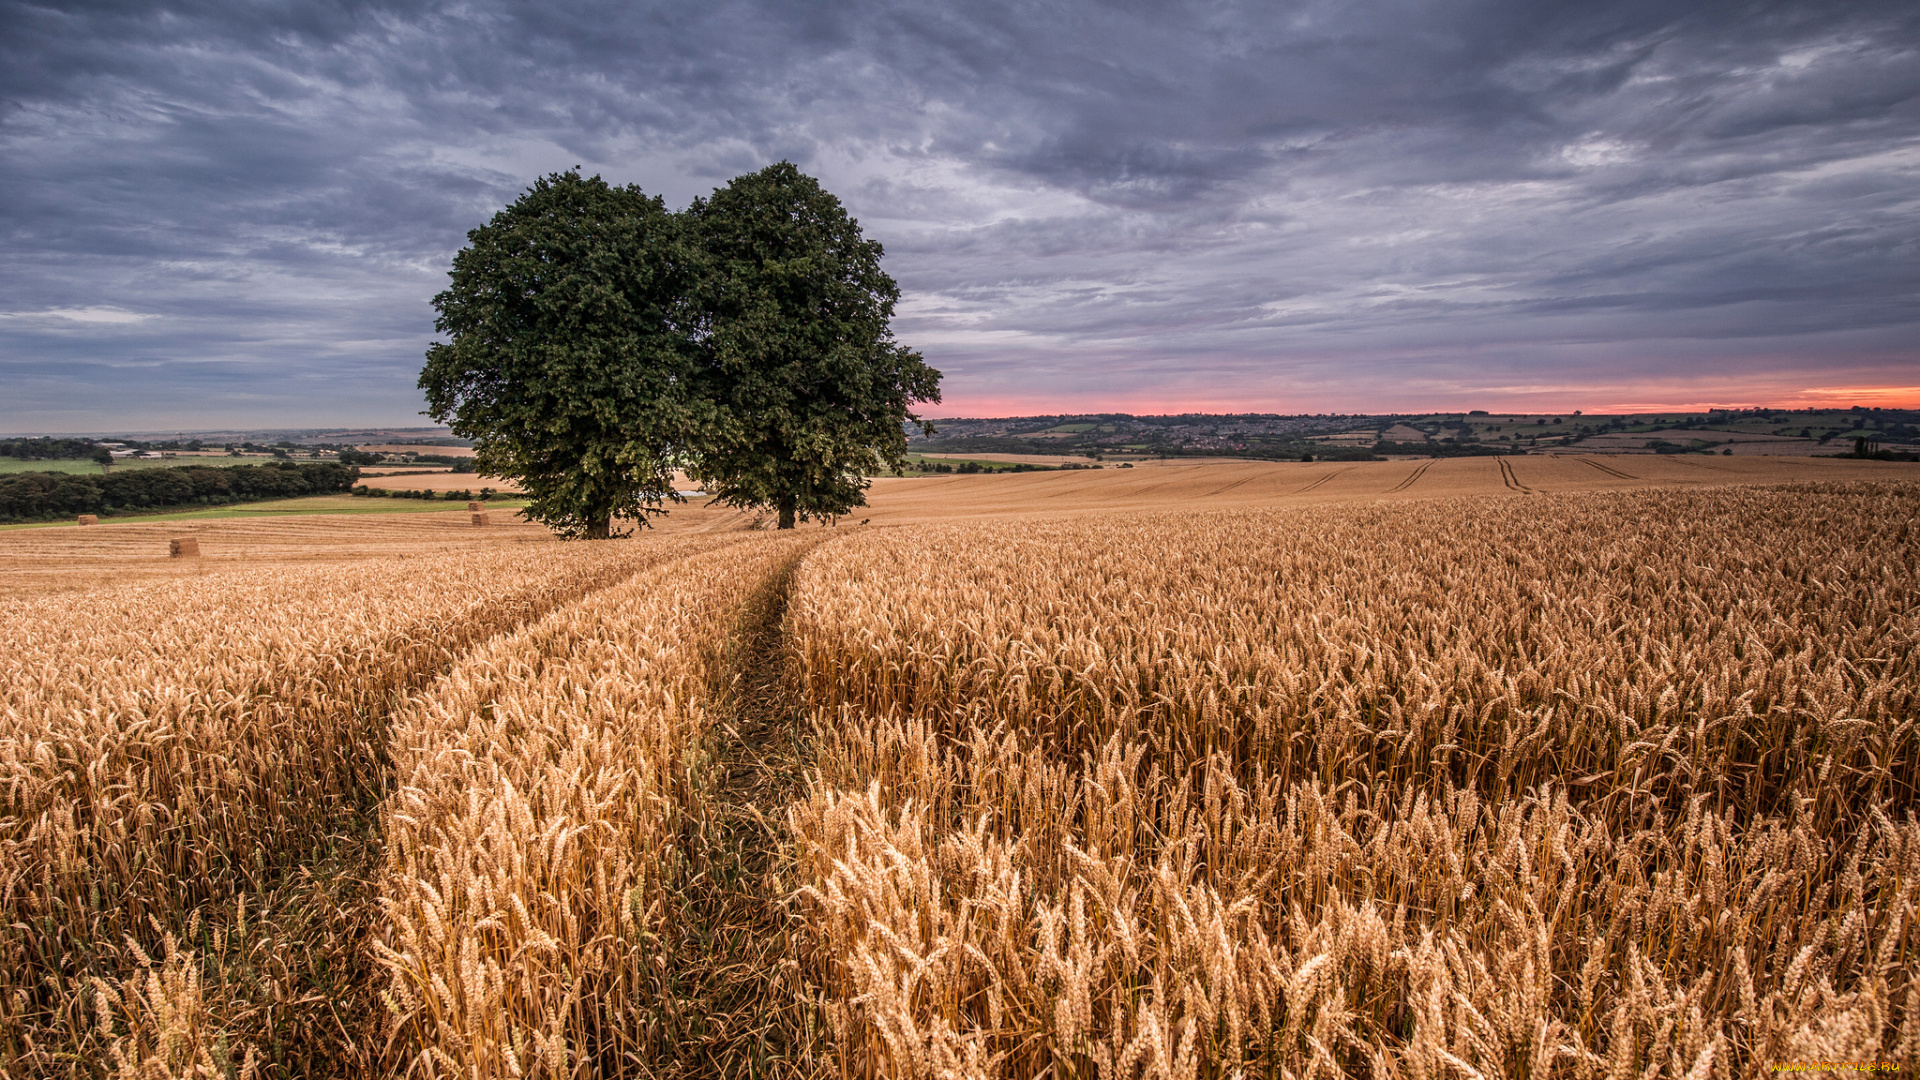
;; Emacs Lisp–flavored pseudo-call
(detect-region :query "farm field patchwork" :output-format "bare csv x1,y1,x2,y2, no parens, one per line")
0,506,562,595
0,457,278,475
355,470,524,493
1,466,1916,1076
0,493,532,531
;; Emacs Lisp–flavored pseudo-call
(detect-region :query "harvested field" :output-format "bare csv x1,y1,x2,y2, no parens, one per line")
1565,429,1827,455
355,444,478,457
357,470,522,493
3,465,1918,1077
0,509,556,595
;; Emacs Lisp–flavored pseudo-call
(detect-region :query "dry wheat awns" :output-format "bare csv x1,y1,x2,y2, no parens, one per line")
0,540,681,1073
785,481,1920,1077
5,480,1914,1078
375,532,810,1076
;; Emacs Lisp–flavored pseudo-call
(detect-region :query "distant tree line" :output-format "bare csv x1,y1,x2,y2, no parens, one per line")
350,485,499,501
1843,436,1920,462
0,462,359,523
0,437,101,460
338,449,476,471
410,454,476,471
1370,441,1511,458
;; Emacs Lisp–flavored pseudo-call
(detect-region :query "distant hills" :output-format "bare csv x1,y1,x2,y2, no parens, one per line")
912,408,1920,460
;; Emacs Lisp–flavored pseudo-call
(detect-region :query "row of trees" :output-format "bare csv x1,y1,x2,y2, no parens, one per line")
420,163,942,538
0,437,100,460
0,462,359,523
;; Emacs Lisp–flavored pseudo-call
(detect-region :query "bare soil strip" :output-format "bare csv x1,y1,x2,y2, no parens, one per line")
653,547,825,1079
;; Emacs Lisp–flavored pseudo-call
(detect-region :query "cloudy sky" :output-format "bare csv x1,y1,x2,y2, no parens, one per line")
2,0,1916,430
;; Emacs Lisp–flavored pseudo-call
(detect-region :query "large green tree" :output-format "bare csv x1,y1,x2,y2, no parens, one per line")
419,171,701,539
686,162,942,528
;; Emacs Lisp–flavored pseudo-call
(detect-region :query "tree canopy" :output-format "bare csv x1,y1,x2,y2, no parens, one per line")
419,172,703,539
420,164,938,536
686,163,942,528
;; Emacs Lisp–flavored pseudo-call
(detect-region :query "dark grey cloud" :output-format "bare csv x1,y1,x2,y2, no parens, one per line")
2,0,1916,428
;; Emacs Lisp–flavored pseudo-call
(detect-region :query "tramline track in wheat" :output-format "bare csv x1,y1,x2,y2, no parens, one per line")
1578,456,1638,480
374,534,812,1077
1498,455,1534,492
1202,471,1260,498
1384,461,1434,494
1292,466,1352,494
14,464,1920,1077
0,539,695,1075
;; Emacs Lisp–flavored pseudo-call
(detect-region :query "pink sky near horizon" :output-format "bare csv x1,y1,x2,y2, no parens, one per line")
926,384,1920,419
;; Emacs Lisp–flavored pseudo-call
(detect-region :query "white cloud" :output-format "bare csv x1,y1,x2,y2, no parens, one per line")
0,307,155,325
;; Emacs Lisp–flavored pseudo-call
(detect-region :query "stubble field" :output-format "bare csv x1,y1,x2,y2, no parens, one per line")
1,458,1915,1077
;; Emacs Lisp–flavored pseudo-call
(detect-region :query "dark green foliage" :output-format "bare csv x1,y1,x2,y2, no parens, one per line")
420,171,704,539
420,164,939,534
0,462,358,523
1845,436,1920,462
686,163,941,528
1373,441,1505,458
0,436,99,460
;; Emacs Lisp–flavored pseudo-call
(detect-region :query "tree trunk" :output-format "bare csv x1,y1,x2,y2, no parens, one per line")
777,495,797,530
586,515,611,539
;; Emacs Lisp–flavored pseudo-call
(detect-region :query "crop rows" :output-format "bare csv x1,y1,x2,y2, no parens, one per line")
785,482,1920,1076
0,539,708,1074
4,480,1915,1078
376,532,811,1075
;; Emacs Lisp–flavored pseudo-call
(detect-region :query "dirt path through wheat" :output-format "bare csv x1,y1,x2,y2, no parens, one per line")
652,548,826,1079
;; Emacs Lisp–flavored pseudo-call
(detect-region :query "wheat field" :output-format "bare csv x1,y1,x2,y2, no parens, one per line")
2,465,1916,1077
786,480,1920,1076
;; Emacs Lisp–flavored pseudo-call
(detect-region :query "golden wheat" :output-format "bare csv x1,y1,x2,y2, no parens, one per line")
786,481,1920,1076
0,541,679,1074
9,477,1916,1078
374,532,812,1078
